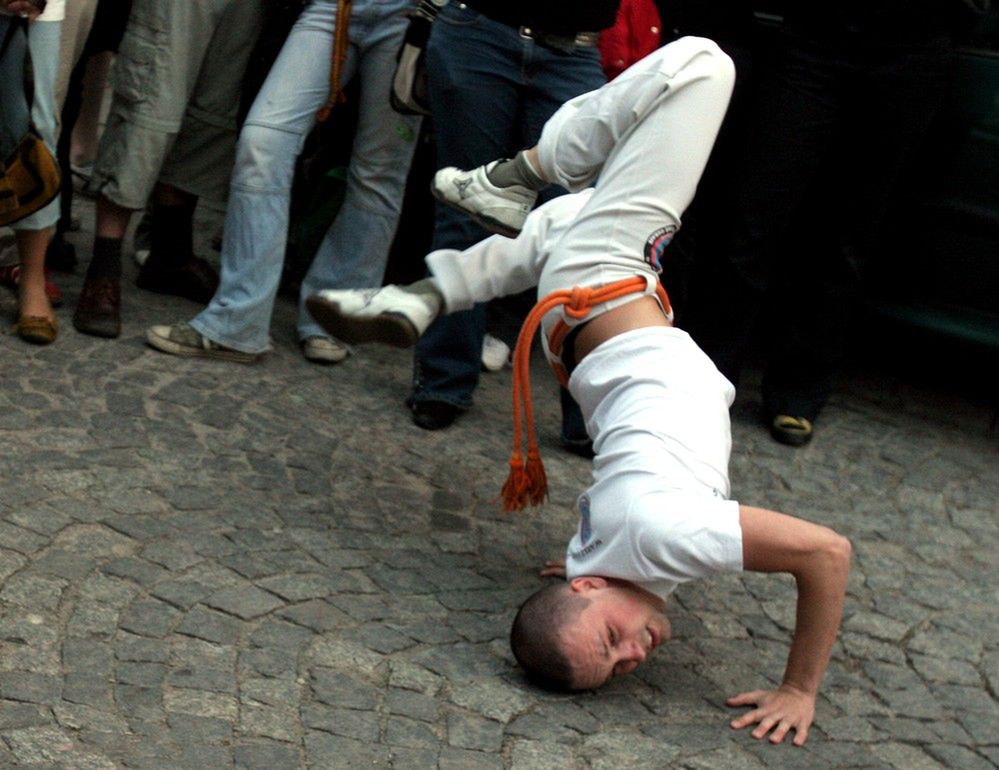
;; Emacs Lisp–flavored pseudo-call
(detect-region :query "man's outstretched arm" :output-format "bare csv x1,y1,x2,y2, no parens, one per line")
729,505,851,746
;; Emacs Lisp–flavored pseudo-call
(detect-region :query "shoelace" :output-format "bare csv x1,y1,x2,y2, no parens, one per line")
502,276,671,512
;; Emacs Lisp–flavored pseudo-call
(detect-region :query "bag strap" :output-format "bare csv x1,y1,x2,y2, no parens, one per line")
316,0,353,124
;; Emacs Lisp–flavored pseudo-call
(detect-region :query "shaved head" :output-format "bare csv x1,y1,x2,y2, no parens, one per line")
510,583,591,691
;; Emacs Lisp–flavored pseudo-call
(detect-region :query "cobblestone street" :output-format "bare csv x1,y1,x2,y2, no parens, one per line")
1,206,998,769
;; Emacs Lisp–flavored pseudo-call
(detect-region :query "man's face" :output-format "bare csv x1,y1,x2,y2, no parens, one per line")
559,577,672,689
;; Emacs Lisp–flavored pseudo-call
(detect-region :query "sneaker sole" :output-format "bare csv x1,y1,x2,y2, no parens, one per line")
430,180,524,238
145,328,259,363
305,295,419,349
770,418,813,447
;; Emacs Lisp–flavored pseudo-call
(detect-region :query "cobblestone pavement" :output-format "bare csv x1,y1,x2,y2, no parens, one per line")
1,206,997,769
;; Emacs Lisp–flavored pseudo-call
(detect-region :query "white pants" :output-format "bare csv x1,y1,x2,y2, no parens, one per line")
427,37,735,360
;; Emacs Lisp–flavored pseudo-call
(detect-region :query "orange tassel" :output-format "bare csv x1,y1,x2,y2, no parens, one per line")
501,453,530,512
524,447,548,506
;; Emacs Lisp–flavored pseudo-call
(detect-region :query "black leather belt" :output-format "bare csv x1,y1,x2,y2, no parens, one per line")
518,27,600,54
454,3,599,55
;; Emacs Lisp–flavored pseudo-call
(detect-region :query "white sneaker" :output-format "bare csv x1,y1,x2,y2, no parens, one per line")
305,285,439,348
481,333,510,372
431,161,536,237
301,335,349,364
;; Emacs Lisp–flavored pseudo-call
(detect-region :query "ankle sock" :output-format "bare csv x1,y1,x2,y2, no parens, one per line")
400,277,443,317
148,198,196,266
486,150,548,191
88,237,122,280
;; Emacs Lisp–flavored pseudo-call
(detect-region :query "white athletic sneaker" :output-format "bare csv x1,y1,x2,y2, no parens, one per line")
305,286,439,348
481,333,511,372
431,161,537,237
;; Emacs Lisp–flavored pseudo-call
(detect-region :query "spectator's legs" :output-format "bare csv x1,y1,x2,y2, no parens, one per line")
2,18,63,341
295,6,421,342
760,39,952,425
189,1,351,354
77,0,245,337
410,8,606,427
137,0,264,304
682,30,845,387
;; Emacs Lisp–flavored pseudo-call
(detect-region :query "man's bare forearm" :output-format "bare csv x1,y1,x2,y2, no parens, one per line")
782,540,851,694
739,506,850,685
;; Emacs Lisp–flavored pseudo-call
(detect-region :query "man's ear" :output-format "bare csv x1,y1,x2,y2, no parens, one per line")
569,575,608,593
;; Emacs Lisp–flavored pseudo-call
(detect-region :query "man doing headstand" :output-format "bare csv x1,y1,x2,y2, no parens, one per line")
305,38,851,747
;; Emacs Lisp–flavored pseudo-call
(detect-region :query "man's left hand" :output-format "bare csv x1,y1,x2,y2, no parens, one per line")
727,684,816,746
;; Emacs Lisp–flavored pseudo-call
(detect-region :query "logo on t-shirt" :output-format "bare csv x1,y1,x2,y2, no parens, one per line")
578,494,592,544
643,225,677,274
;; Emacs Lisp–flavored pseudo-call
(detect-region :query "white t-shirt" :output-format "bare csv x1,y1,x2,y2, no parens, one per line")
565,326,744,601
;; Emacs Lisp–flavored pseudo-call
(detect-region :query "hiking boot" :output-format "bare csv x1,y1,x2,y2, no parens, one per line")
73,275,121,338
305,285,439,348
431,161,536,237
145,322,259,363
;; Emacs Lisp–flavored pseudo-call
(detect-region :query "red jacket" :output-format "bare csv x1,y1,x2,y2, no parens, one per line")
598,0,663,80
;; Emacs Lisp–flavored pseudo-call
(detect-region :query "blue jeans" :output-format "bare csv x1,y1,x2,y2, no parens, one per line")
410,3,605,409
0,17,61,232
191,0,421,353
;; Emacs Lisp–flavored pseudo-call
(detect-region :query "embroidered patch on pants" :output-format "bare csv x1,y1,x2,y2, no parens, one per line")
643,225,677,274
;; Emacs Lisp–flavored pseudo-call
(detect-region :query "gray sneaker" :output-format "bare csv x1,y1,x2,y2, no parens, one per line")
431,161,536,237
301,335,349,364
146,322,259,363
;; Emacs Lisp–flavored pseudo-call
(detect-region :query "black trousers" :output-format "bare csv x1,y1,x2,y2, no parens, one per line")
685,25,953,420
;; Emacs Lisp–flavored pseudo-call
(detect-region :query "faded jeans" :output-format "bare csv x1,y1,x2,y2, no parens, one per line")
191,0,420,352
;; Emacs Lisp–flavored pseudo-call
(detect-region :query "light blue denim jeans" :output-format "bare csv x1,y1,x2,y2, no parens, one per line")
191,0,420,353
0,17,61,232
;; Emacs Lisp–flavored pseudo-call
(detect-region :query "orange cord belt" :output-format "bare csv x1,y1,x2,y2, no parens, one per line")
501,276,672,512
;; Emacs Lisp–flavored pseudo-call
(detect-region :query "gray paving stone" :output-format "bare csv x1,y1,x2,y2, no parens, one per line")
446,710,503,752
174,605,245,644
238,647,297,679
149,579,215,611
924,743,998,770
62,673,115,708
385,714,441,750
0,700,53,730
205,584,285,620
277,598,351,632
309,669,381,710
439,747,505,770
166,711,233,743
233,738,300,770
118,599,181,638
300,702,380,742
114,634,170,664
0,671,62,705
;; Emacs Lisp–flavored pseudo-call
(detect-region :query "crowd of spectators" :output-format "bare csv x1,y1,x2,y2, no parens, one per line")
1,0,990,446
